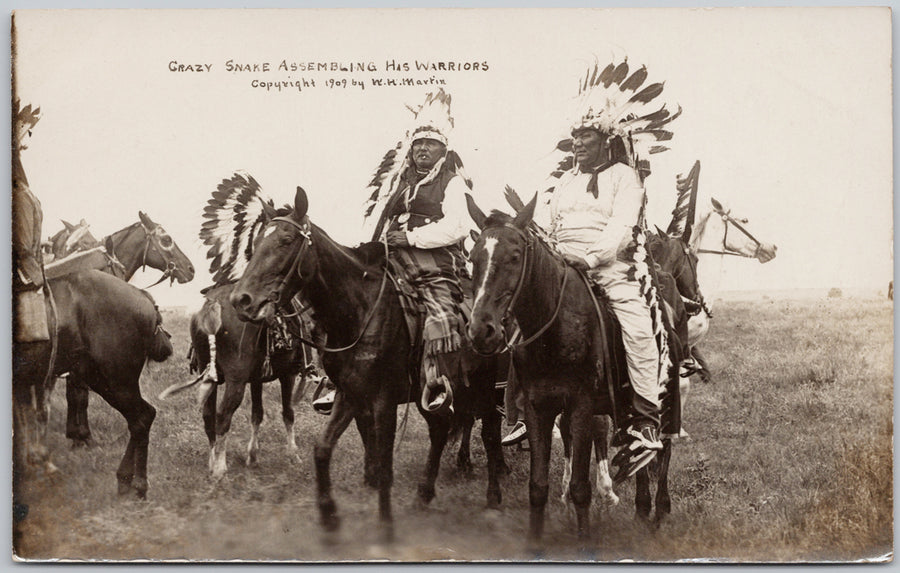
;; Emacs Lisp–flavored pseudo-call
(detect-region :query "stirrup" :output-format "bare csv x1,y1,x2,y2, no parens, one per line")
613,449,657,485
312,390,335,415
420,375,454,415
501,421,527,447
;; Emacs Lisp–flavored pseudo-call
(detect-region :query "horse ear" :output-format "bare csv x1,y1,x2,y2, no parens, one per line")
512,193,538,230
104,236,115,254
710,197,724,213
62,219,75,231
654,225,667,238
139,211,155,228
469,229,480,243
293,186,309,220
259,198,277,221
465,193,486,231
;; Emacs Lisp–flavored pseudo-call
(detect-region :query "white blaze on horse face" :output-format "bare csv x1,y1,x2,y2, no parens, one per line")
472,237,499,311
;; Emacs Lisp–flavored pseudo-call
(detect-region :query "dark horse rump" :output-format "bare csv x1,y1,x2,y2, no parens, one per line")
14,270,171,503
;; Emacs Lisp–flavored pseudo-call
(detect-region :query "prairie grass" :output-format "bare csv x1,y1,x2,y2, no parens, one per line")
13,296,893,562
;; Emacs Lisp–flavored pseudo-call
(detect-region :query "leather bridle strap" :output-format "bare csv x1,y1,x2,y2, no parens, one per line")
268,216,389,354
697,212,762,259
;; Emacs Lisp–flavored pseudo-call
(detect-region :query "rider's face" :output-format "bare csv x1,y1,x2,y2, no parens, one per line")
572,128,606,169
411,138,447,171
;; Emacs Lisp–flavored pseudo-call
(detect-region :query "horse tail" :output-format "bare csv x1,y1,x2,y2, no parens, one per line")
148,319,174,363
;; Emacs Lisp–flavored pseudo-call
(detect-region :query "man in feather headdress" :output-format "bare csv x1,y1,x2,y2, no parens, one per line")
504,61,682,473
361,89,473,414
12,100,49,343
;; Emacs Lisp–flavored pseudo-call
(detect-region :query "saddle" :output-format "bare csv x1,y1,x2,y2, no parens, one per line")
587,279,683,442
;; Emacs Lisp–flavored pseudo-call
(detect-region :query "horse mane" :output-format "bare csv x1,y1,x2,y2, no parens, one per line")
352,241,387,268
482,210,515,228
687,208,713,254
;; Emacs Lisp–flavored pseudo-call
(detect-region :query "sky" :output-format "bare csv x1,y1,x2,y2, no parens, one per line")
11,7,893,309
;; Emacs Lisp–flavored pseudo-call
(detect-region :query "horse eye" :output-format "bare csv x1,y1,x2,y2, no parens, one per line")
158,235,173,248
740,218,749,224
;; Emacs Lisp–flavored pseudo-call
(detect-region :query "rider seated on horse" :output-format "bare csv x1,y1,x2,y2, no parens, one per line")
360,89,472,415
502,114,678,473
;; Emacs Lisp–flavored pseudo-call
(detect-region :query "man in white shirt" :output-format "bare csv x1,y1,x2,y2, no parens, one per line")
538,127,665,463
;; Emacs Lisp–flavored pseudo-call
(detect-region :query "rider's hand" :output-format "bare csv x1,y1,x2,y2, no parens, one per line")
386,231,410,247
563,254,590,272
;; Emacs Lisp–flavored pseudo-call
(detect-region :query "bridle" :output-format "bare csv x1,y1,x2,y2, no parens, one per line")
263,215,389,354
111,222,182,288
473,224,568,356
696,209,764,259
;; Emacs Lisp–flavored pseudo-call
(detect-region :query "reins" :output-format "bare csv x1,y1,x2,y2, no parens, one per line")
696,210,763,259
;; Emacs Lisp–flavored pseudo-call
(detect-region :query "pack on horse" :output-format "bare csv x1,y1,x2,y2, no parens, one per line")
230,185,506,543
51,212,195,447
43,218,101,261
14,270,174,499
157,173,323,478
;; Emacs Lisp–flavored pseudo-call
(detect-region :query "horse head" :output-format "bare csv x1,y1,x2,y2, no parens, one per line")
693,198,777,263
231,187,314,323
48,218,101,259
647,228,702,304
136,211,196,284
465,191,537,355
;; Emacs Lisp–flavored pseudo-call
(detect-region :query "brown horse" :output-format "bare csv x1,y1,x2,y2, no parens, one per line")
230,187,505,543
13,270,172,502
61,212,194,447
159,282,311,479
465,194,682,547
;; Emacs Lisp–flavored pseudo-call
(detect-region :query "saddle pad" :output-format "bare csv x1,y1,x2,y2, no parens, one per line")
43,247,113,280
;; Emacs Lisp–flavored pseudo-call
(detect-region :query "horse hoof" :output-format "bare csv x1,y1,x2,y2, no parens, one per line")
498,461,512,477
246,454,259,468
321,513,341,533
377,524,395,545
417,483,436,505
70,438,91,449
456,458,474,475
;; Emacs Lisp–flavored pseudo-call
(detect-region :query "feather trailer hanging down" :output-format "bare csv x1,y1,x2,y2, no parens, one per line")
199,171,280,284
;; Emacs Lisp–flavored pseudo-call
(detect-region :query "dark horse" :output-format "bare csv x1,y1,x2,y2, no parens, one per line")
465,195,681,547
230,187,505,543
60,212,194,447
158,282,309,479
13,270,172,500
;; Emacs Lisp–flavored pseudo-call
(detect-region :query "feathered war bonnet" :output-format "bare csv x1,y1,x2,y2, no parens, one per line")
362,89,472,233
554,59,681,182
13,99,41,148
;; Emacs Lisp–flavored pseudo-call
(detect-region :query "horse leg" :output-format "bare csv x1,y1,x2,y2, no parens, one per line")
568,401,595,542
211,380,246,480
279,374,298,455
456,412,474,474
90,374,156,499
247,379,263,468
418,412,450,506
202,385,218,469
654,439,673,523
635,466,653,524
593,416,619,506
481,407,504,509
315,390,356,534
558,411,573,505
525,401,558,551
692,346,711,384
354,408,378,489
372,395,398,544
65,374,92,447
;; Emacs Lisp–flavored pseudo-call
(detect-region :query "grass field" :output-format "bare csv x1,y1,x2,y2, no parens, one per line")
13,294,893,562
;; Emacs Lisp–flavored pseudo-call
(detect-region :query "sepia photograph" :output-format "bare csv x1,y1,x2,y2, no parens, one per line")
10,7,893,562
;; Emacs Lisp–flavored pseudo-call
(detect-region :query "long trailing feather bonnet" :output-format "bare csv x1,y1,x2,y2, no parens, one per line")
362,89,472,240
199,171,279,284
551,59,682,433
